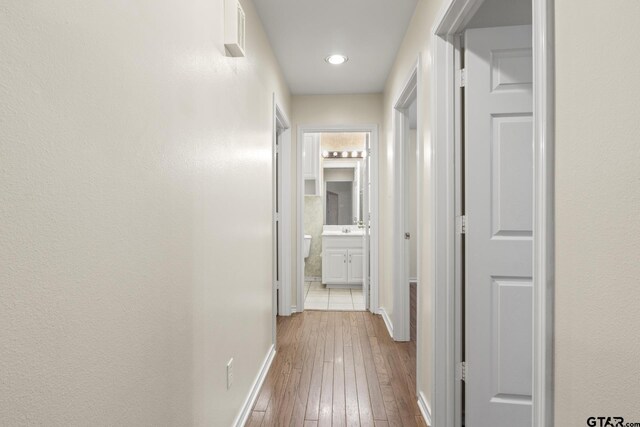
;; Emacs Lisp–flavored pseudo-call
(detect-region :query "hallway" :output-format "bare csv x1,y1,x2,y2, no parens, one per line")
249,311,425,426
2,0,640,425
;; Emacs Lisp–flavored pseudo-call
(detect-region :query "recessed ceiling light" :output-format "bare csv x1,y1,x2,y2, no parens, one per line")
325,54,348,65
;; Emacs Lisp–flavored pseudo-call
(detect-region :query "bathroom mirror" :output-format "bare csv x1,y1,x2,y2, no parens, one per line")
323,162,363,225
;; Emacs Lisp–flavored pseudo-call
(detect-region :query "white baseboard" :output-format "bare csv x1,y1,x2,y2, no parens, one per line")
232,344,276,427
291,305,297,313
379,307,394,339
417,391,432,426
409,277,418,284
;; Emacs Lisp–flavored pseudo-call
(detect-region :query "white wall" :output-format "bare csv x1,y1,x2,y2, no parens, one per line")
290,94,383,307
381,0,445,408
0,1,290,425
383,0,640,419
555,0,640,423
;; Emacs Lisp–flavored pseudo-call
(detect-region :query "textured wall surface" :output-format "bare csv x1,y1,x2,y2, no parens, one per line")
321,132,368,152
382,0,444,408
555,0,640,423
0,1,289,425
304,196,323,278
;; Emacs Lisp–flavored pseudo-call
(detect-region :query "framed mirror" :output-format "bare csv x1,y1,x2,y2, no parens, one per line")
323,160,363,225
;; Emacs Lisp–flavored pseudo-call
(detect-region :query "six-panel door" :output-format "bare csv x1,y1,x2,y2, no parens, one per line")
465,25,533,427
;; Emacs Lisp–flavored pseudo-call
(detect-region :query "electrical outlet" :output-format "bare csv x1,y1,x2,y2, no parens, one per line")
226,358,234,390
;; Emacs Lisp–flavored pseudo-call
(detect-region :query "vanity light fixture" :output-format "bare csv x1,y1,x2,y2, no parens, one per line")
323,151,365,159
325,54,348,65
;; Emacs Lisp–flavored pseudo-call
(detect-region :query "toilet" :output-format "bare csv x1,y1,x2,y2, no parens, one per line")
303,235,312,258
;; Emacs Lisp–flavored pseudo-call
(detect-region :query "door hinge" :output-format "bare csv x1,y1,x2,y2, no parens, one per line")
458,68,467,88
457,361,467,382
457,215,467,234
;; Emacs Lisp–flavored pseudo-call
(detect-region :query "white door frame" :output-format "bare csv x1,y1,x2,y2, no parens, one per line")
295,125,380,314
430,1,555,426
391,57,422,343
272,95,292,323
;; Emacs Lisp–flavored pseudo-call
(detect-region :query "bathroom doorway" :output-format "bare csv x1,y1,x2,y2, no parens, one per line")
295,126,379,313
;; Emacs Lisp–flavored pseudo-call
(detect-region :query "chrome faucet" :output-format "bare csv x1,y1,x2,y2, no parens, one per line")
353,217,365,229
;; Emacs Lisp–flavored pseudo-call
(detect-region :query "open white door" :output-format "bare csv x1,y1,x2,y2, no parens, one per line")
274,105,291,318
274,128,282,315
362,133,371,310
465,25,533,427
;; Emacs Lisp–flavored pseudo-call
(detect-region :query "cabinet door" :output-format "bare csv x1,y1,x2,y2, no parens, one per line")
323,249,348,284
348,249,364,284
303,134,318,180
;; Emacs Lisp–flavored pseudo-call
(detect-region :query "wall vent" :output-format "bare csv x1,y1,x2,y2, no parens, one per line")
225,0,246,57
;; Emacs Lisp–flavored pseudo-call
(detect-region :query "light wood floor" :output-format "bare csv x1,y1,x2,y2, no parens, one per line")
249,311,426,427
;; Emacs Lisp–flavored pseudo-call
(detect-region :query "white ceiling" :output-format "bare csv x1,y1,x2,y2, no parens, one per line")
253,0,418,95
467,0,531,28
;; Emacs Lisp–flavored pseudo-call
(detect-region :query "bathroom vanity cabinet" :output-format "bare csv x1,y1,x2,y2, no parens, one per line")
321,234,363,287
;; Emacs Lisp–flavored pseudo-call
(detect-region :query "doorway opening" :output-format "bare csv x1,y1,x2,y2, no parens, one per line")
431,0,554,426
392,60,420,343
302,131,369,311
295,126,379,314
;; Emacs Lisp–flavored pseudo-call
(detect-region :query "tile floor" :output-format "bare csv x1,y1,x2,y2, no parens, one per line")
303,280,366,311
